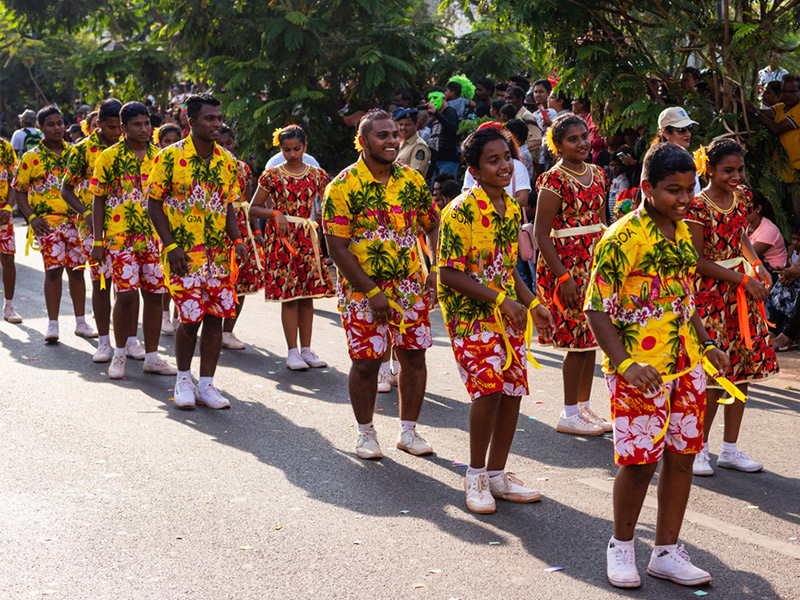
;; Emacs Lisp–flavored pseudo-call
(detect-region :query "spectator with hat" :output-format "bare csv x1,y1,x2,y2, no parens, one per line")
10,110,43,157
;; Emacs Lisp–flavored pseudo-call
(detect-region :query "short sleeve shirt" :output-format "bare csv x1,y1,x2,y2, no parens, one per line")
750,216,787,269
0,139,18,207
321,157,438,283
12,140,72,217
89,140,159,250
584,206,701,375
772,102,800,172
438,185,522,339
63,130,110,208
146,135,240,266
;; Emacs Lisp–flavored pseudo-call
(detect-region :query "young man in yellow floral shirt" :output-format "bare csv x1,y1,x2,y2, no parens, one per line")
322,109,439,459
0,137,21,323
62,98,122,363
12,106,95,343
147,94,245,410
90,102,176,381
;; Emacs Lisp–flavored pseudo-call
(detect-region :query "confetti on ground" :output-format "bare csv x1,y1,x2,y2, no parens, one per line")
537,477,549,481
488,541,500,545
428,569,442,574
399,510,410,514
451,461,467,467
167,388,174,392
376,408,384,412
747,505,759,509
274,524,283,530
67,371,74,374
694,591,709,597
528,416,537,420
208,436,217,440
543,566,564,572
542,466,552,469
412,584,425,589
354,515,364,519
27,357,38,360
789,537,797,541
607,477,615,480
353,540,362,545
239,546,252,550
516,428,525,432
535,400,544,404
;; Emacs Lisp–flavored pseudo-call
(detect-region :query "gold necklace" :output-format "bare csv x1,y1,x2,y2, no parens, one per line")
559,161,588,177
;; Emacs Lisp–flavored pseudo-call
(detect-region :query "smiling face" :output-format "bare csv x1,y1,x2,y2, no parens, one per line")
707,153,745,193
361,118,399,165
781,79,800,109
643,170,696,224
556,124,590,163
661,126,692,149
533,84,549,107
159,131,180,148
471,138,513,191
396,117,416,140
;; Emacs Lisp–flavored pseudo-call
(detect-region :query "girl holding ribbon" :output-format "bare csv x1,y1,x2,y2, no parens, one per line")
533,114,611,436
686,138,779,477
438,124,555,514
250,125,335,371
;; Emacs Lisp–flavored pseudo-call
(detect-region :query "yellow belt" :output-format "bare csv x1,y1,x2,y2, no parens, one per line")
232,201,263,271
284,215,323,281
550,223,607,239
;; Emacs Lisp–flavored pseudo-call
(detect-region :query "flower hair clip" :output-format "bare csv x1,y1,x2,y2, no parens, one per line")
544,128,558,156
693,146,709,176
272,128,284,147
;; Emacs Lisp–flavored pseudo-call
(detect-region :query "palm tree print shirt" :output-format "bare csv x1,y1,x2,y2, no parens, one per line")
12,140,73,219
146,135,240,269
584,207,702,375
63,130,110,209
322,157,438,283
437,185,522,339
89,140,159,251
0,139,17,208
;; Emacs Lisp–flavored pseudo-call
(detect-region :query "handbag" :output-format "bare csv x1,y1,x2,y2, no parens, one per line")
518,220,536,262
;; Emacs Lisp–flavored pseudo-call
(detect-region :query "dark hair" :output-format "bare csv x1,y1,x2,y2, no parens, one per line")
428,85,445,95
506,86,526,102
37,105,62,127
609,154,623,166
461,125,515,169
434,171,456,184
185,93,220,120
496,82,509,93
119,101,149,125
706,138,745,169
394,89,412,103
476,77,495,95
504,118,528,145
439,179,461,200
573,96,591,113
683,66,701,79
642,142,695,187
765,80,782,97
500,104,517,120
490,99,506,114
98,98,123,122
67,124,82,135
750,190,776,222
219,125,234,139
445,81,462,97
783,74,798,87
358,108,393,138
278,124,307,145
149,114,162,128
533,79,552,94
157,124,181,144
550,114,587,148
550,91,571,111
509,75,530,93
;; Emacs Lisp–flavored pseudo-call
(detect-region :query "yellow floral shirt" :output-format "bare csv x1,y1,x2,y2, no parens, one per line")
0,138,17,208
437,185,522,339
11,140,73,220
146,135,240,270
584,206,702,375
89,140,159,251
63,130,110,209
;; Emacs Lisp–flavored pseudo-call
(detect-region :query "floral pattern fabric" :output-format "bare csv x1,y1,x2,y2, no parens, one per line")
686,187,779,386
12,140,73,219
259,164,334,300
452,328,529,401
535,164,607,349
232,159,265,295
108,243,165,294
63,130,109,209
37,220,84,271
0,138,17,209
584,207,702,375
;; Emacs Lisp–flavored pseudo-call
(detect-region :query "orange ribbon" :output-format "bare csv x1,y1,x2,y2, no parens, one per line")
282,237,299,258
230,245,240,304
736,274,753,349
553,272,575,322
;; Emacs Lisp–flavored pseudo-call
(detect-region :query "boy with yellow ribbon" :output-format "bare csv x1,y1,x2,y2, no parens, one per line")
438,125,554,515
585,143,728,590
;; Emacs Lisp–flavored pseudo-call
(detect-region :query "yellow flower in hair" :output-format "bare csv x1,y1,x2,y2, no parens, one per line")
272,128,284,147
693,146,709,177
544,128,558,156
152,126,161,143
354,134,363,152
80,119,91,136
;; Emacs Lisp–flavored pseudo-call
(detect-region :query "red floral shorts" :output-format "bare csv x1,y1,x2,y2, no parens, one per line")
605,363,706,466
37,218,85,271
108,247,165,294
77,222,112,282
451,325,529,401
168,262,236,324
0,221,14,254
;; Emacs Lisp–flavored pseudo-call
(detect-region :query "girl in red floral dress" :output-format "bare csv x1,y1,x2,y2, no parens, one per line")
686,138,779,477
250,125,335,370
534,114,610,436
218,126,265,350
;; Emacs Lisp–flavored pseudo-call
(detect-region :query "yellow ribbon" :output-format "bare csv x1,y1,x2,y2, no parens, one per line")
161,242,181,294
25,225,38,256
284,215,324,281
73,262,106,290
523,302,543,371
388,298,410,335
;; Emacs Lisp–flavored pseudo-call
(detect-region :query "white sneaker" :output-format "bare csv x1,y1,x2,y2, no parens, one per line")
607,539,641,588
197,383,230,409
647,544,711,586
693,448,714,476
581,407,613,432
356,428,383,459
300,348,327,367
74,321,98,338
108,354,126,380
556,410,604,436
3,305,22,323
174,376,197,409
143,356,177,376
93,341,113,363
464,472,496,514
377,369,392,393
222,331,246,350
161,315,176,335
286,352,309,371
717,449,763,472
396,429,433,456
388,370,399,387
125,339,146,360
488,472,541,502
45,322,59,343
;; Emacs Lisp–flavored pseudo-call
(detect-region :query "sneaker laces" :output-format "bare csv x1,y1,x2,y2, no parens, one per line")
611,545,634,566
358,429,377,445
673,544,691,564
147,356,169,369
176,377,194,395
111,354,125,366
469,472,489,494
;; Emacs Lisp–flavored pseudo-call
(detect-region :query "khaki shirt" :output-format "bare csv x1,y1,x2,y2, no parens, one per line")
516,106,543,157
397,132,431,178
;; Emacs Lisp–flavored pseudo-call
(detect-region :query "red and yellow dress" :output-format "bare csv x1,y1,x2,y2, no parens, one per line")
232,159,265,295
535,164,608,350
258,163,335,302
686,187,779,387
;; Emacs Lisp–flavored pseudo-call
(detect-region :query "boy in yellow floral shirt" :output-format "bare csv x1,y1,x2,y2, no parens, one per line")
90,102,176,381
147,94,245,410
62,98,122,363
0,137,21,323
584,143,728,589
12,106,95,342
322,109,439,460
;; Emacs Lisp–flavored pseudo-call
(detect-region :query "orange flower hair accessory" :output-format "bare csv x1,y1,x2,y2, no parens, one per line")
354,134,363,152
693,145,709,176
544,128,558,156
80,119,92,136
272,127,284,147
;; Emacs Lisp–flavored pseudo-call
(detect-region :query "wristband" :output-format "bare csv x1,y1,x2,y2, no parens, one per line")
617,358,636,375
752,259,763,268
253,229,262,235
430,265,438,274
365,286,381,299
529,298,541,309
741,273,750,285
270,210,282,219
92,240,104,247
1,205,12,212
557,272,571,284
233,238,244,246
164,242,179,253
494,291,506,306
82,210,92,218
702,339,718,355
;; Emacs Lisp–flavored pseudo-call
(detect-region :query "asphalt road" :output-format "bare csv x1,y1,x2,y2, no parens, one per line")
1,218,799,600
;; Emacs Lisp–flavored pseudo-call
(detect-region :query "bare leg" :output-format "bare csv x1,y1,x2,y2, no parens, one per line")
44,267,64,321
486,394,523,471
281,300,299,350
0,254,16,300
92,278,111,336
65,267,86,317
175,321,201,372
613,462,659,541
563,350,590,406
468,391,502,469
297,298,314,347
654,452,695,545
198,314,223,377
112,291,138,348
394,347,426,421
722,383,748,443
578,350,597,402
222,296,245,333
349,357,382,424
702,388,722,443
141,290,163,353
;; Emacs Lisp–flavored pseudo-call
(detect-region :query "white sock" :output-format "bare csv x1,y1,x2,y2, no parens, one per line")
400,420,415,432
300,346,311,354
162,311,170,319
379,361,391,373
357,422,374,433
703,441,709,452
99,334,110,345
177,370,191,382
199,376,213,389
76,315,86,325
288,347,300,357
127,336,137,346
610,536,634,548
721,441,737,454
4,298,12,309
114,347,125,357
49,320,58,329
391,359,399,374
488,470,504,478
564,404,580,418
653,543,678,554
578,400,591,411
467,465,487,476
145,351,158,364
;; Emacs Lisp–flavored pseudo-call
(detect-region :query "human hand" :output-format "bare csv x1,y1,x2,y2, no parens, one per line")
776,262,800,284
90,246,105,264
622,362,663,394
559,275,581,310
755,264,772,288
531,303,555,343
368,290,391,325
742,275,768,302
499,296,528,330
235,241,246,261
0,209,11,225
167,245,191,277
274,212,290,237
31,216,50,237
254,233,265,248
424,271,437,303
704,348,730,376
